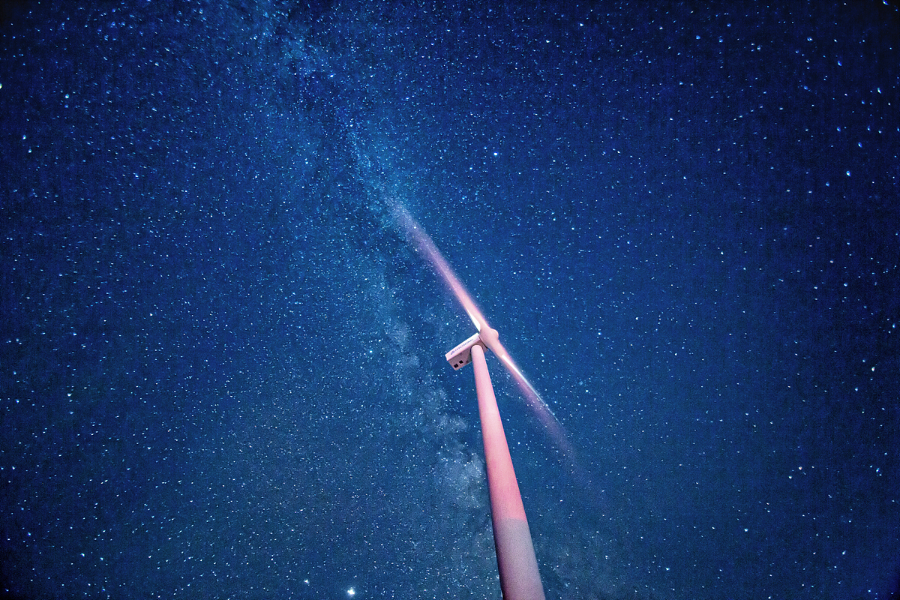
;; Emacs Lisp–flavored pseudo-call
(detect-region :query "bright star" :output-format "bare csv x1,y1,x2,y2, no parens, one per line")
347,588,355,597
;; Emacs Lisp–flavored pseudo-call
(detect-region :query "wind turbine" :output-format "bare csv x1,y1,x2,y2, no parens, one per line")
392,202,562,600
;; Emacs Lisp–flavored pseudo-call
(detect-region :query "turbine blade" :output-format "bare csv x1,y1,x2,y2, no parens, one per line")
491,340,574,458
391,202,487,331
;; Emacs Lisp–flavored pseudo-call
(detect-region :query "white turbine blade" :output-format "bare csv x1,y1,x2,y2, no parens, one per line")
488,333,574,458
391,202,486,331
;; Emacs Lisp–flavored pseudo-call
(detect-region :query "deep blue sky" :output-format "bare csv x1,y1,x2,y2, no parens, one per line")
2,1,899,598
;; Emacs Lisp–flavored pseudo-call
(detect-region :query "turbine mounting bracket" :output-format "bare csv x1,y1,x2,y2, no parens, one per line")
445,331,484,370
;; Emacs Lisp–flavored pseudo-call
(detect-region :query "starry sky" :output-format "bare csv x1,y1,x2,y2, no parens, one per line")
1,1,899,599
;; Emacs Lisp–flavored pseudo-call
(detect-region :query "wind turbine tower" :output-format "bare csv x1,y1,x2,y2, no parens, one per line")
446,327,546,600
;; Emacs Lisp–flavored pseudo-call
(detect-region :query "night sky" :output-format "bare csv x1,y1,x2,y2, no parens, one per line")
2,1,899,599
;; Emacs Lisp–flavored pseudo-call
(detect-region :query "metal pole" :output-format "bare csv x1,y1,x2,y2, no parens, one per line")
470,343,546,600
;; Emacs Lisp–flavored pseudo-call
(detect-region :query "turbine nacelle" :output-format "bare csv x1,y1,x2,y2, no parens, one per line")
445,325,501,370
